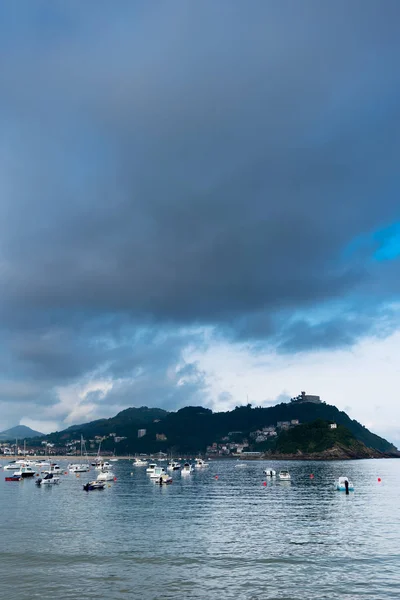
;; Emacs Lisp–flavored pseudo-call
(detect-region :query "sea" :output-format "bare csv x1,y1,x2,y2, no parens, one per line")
0,458,399,600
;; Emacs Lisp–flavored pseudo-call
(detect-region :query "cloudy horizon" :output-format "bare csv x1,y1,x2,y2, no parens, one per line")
1,2,400,447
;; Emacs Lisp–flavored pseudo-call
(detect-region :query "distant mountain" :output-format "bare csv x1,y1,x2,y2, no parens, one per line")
0,425,44,441
41,402,398,457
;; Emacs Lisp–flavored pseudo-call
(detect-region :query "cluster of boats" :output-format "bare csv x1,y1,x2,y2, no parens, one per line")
140,458,209,484
0,456,355,492
2,459,63,483
1,454,118,490
261,468,354,491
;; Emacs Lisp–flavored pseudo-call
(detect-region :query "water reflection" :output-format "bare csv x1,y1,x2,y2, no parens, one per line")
0,459,399,599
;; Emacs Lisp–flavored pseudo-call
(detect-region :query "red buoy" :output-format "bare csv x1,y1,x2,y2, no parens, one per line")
215,475,218,480
114,477,117,481
378,477,382,483
310,474,314,479
263,481,267,487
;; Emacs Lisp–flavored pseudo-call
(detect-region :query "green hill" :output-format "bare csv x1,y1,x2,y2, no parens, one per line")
42,401,397,456
273,419,369,455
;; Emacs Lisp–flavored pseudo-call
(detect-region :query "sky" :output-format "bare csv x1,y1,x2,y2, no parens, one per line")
1,1,400,447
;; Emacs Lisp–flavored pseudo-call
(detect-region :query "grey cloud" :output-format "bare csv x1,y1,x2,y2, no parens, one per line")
0,2,400,425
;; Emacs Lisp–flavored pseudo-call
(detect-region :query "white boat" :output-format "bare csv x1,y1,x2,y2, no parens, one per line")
278,470,291,480
35,460,50,469
4,461,21,471
109,458,118,462
36,473,60,486
235,462,247,468
263,469,276,477
158,473,173,485
194,458,209,468
13,465,36,478
95,461,111,470
68,463,90,473
4,459,33,470
146,463,157,474
69,436,90,472
150,467,167,479
167,461,180,471
43,464,63,475
83,480,105,491
335,476,354,491
97,470,116,482
133,458,148,466
181,463,193,475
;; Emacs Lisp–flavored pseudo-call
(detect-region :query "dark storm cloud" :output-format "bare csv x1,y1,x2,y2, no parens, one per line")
0,1,400,425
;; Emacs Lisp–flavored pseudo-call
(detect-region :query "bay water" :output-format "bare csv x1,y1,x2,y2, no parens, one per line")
0,458,399,599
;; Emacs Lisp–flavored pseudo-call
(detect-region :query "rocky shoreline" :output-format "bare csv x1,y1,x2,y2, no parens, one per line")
262,443,400,461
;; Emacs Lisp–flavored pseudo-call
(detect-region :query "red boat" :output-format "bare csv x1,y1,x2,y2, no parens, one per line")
5,475,21,482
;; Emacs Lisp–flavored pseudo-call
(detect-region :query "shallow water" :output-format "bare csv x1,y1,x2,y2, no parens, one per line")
0,458,399,599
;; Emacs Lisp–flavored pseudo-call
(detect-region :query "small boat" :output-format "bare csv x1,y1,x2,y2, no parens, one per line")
335,476,354,492
278,470,291,480
36,473,60,486
150,467,167,479
4,460,30,471
68,463,90,473
83,480,106,491
146,463,157,474
5,474,21,482
167,461,181,471
263,469,276,477
97,470,115,482
158,474,173,485
132,458,148,466
4,462,20,471
181,463,193,475
35,460,51,469
109,458,118,462
235,462,247,468
95,461,111,470
13,466,36,478
43,464,62,475
194,458,209,468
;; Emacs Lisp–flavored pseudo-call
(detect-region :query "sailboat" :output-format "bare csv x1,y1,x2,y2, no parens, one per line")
68,436,90,472
91,442,103,467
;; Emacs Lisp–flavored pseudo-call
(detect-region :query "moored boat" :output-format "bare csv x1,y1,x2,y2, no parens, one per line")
5,474,21,481
278,470,291,480
194,458,209,468
181,463,193,475
97,470,116,482
150,467,167,479
263,469,276,477
36,473,60,486
13,466,36,478
335,476,354,492
83,480,106,491
167,461,180,471
146,463,157,474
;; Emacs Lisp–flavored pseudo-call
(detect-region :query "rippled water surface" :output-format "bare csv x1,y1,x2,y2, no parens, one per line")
0,458,399,599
